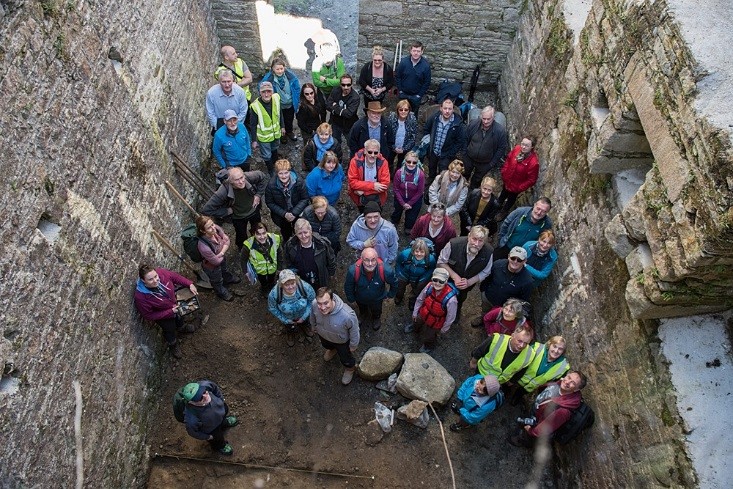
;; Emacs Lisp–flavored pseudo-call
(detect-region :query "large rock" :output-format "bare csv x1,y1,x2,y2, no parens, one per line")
395,353,455,406
357,347,403,381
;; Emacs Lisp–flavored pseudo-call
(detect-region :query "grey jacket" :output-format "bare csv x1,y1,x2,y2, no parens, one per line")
201,170,268,219
309,293,360,349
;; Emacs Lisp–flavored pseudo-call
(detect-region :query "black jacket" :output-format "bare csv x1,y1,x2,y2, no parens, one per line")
459,190,500,236
348,115,395,161
264,173,310,228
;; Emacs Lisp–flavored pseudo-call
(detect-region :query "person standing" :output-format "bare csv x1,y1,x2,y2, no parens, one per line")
284,219,336,290
296,83,327,142
268,269,316,347
261,58,301,143
249,81,284,175
390,152,425,233
212,110,252,171
312,42,346,97
395,41,431,116
394,237,436,310
348,101,395,161
301,196,342,255
241,222,282,296
497,136,540,218
495,197,553,260
346,139,391,212
463,106,508,188
344,247,397,331
410,203,458,257
206,70,248,135
386,99,418,171
325,74,360,143
179,380,239,456
303,123,343,173
265,159,310,242
358,45,395,110
134,264,198,359
422,98,466,185
309,287,360,385
346,201,399,265
201,166,267,250
459,175,501,237
408,268,458,353
195,214,240,302
449,374,504,432
305,151,345,206
214,46,254,101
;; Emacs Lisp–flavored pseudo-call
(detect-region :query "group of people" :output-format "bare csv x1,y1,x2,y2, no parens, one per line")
135,40,586,456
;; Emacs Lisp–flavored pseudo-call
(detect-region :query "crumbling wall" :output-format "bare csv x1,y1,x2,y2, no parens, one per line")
358,0,523,90
0,0,217,485
499,0,733,486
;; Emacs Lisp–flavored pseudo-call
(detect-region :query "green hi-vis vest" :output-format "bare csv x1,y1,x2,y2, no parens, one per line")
251,94,281,143
243,233,281,275
477,333,536,383
518,343,570,392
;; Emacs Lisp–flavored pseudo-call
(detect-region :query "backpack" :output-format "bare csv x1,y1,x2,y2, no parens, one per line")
181,224,214,263
425,282,458,310
275,278,306,304
172,386,199,423
353,258,385,282
553,400,595,444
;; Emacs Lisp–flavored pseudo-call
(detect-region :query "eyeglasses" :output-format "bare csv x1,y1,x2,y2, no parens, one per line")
341,83,352,87
398,108,410,112
509,257,525,262
432,278,447,284
366,150,379,155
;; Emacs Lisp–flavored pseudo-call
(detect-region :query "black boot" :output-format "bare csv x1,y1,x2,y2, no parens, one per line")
168,341,182,359
213,281,233,301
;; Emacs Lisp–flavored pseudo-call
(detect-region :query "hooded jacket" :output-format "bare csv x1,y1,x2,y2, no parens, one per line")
265,171,310,228
527,382,583,438
345,215,399,264
134,268,192,322
305,164,345,206
184,380,227,440
309,293,360,349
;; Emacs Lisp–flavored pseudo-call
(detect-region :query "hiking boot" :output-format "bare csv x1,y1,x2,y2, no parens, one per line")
216,289,234,301
323,349,337,362
287,132,298,141
449,423,464,433
470,316,484,328
225,416,239,427
218,443,234,456
372,318,382,331
177,323,196,334
302,329,315,344
169,342,182,359
450,402,461,415
223,274,241,285
286,331,296,347
341,368,355,385
404,323,414,333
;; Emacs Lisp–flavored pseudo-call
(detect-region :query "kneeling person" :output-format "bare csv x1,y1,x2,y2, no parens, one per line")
449,374,503,432
409,268,458,353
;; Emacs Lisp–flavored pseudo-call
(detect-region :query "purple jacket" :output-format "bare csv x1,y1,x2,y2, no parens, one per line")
393,167,425,208
134,268,192,322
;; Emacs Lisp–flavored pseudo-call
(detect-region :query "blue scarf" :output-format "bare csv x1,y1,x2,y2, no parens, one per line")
400,162,421,185
313,135,334,162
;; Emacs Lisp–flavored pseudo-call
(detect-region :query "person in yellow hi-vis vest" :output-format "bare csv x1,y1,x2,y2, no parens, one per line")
518,335,570,394
469,324,536,384
249,81,284,175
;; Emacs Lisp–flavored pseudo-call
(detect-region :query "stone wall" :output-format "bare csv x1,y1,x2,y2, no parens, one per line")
358,0,523,91
0,0,217,486
500,0,732,486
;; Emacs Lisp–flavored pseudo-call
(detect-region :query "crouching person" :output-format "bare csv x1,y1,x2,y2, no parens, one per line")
509,371,587,448
309,287,360,385
268,269,316,347
449,374,503,432
407,268,458,354
181,380,238,456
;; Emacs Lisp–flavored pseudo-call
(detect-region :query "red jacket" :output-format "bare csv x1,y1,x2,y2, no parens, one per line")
134,268,192,322
409,213,457,256
500,145,539,193
528,382,582,438
347,149,391,206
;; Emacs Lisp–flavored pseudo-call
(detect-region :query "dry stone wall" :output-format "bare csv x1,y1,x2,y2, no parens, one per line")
358,0,523,91
499,0,733,486
0,0,217,486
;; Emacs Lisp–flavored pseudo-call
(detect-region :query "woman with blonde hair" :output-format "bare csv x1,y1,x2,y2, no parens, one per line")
358,45,395,109
522,229,558,287
301,195,342,255
518,335,570,395
387,99,418,171
428,159,469,217
303,122,343,172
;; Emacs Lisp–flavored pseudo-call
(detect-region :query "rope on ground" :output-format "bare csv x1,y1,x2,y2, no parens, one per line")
153,452,375,480
73,380,84,489
427,403,457,489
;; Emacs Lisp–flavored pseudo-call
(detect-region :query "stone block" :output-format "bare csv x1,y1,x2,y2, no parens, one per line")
357,347,404,381
621,184,649,241
396,353,455,406
605,213,635,259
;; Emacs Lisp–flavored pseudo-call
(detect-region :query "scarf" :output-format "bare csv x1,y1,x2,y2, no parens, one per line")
533,242,549,257
313,135,333,161
275,74,286,91
400,163,420,185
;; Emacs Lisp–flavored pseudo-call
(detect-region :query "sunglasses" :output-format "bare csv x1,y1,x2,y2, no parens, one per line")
341,83,352,87
304,91,314,95
398,108,410,111
366,150,379,155
432,277,447,284
509,256,525,262
405,160,418,164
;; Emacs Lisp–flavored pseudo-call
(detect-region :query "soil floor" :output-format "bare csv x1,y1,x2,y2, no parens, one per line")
147,2,555,487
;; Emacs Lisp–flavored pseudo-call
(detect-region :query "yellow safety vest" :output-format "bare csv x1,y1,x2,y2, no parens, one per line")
250,94,281,143
518,343,570,392
243,233,281,275
477,334,536,383
214,59,252,100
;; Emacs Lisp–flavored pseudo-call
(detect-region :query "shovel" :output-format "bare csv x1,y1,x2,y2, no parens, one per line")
152,229,212,289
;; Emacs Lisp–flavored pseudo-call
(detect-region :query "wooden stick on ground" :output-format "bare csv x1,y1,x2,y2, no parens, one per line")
165,181,199,217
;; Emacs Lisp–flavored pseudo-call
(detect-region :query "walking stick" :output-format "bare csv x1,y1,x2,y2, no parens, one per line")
165,181,199,217
170,150,215,199
151,229,212,289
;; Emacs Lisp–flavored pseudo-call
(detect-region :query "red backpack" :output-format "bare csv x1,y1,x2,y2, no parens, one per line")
353,257,385,282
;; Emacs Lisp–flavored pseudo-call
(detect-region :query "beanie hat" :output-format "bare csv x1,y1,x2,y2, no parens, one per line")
363,201,382,215
483,375,500,397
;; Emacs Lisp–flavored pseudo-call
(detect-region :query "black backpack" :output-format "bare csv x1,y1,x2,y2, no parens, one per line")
181,224,214,263
553,400,594,444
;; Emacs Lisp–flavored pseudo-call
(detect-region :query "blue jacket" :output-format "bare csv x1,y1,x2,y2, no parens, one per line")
212,122,252,168
456,374,505,425
498,207,553,249
395,247,436,283
184,381,228,440
305,165,345,205
423,111,466,159
522,241,558,286
395,56,431,97
344,261,397,304
262,69,301,111
267,279,316,324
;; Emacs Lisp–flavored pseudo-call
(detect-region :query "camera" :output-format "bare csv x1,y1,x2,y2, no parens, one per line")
516,416,536,426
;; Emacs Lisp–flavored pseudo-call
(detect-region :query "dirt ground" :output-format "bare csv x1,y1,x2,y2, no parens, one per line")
147,2,554,487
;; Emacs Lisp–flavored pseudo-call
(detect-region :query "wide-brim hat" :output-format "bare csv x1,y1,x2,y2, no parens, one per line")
366,101,386,113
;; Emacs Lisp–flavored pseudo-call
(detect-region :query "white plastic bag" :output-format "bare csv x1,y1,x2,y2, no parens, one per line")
374,402,394,433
